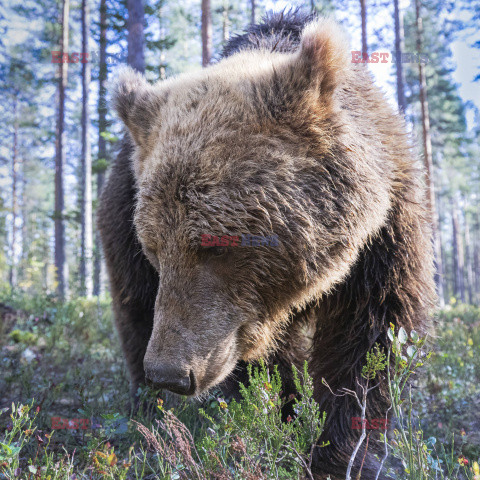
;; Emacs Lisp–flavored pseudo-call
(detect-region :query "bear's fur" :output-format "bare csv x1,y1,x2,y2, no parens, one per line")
98,11,436,479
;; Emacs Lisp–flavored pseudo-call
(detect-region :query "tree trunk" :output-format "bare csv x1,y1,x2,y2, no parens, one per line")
20,154,28,283
80,0,93,297
201,0,212,67
393,0,407,113
452,203,465,303
452,206,459,300
360,0,367,55
250,0,256,25
127,0,145,73
473,211,480,305
9,98,19,289
465,213,474,304
54,0,69,299
159,4,167,80
94,0,108,296
415,0,444,306
222,0,229,43
437,193,446,306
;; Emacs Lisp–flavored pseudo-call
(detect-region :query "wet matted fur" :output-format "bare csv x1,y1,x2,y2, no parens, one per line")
98,11,436,480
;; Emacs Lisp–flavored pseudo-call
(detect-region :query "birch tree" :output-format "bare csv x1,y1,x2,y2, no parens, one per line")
80,0,93,297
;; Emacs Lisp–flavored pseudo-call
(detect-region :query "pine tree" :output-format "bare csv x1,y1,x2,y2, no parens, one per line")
202,0,212,66
128,0,145,73
360,0,367,55
393,0,407,112
9,98,19,288
94,0,108,296
414,0,444,305
54,0,70,298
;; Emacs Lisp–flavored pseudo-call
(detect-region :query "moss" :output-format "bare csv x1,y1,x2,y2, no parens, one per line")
9,329,38,345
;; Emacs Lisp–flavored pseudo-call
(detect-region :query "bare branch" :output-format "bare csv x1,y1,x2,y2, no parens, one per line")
374,406,392,480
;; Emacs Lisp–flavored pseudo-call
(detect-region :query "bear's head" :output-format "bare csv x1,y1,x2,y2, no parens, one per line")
113,19,392,396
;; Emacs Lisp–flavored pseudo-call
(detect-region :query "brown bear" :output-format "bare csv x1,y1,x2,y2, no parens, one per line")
98,11,436,480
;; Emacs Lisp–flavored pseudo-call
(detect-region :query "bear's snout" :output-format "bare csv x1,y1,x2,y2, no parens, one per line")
144,363,196,396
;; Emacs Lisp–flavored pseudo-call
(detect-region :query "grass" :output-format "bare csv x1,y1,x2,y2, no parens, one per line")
0,288,479,479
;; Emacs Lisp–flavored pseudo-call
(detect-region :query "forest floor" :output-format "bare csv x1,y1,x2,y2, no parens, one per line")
0,292,479,479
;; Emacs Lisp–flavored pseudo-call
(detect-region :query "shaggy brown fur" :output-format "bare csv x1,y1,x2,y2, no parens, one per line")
98,11,436,479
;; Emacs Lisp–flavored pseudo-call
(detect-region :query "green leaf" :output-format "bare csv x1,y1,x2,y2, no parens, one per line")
406,345,417,359
398,327,408,345
0,442,13,454
410,330,419,343
101,413,121,420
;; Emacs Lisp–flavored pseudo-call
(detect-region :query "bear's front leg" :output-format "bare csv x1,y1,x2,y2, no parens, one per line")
97,138,158,404
111,295,154,400
308,201,434,479
309,295,391,480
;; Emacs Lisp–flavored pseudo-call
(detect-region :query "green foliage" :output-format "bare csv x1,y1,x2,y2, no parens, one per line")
413,304,480,463
92,158,109,175
361,343,387,380
384,324,477,480
193,361,327,479
0,402,40,477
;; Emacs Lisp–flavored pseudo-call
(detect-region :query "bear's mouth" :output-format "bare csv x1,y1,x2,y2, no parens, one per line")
191,337,240,396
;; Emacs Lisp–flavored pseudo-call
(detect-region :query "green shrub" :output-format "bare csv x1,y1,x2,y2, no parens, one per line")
194,361,327,479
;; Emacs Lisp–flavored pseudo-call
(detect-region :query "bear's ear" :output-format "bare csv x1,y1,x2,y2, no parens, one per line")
292,18,350,98
112,67,164,148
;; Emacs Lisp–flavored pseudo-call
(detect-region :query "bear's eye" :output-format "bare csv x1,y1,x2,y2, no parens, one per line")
208,246,228,257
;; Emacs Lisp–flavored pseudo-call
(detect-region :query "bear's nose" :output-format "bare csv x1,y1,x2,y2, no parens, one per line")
144,364,195,396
